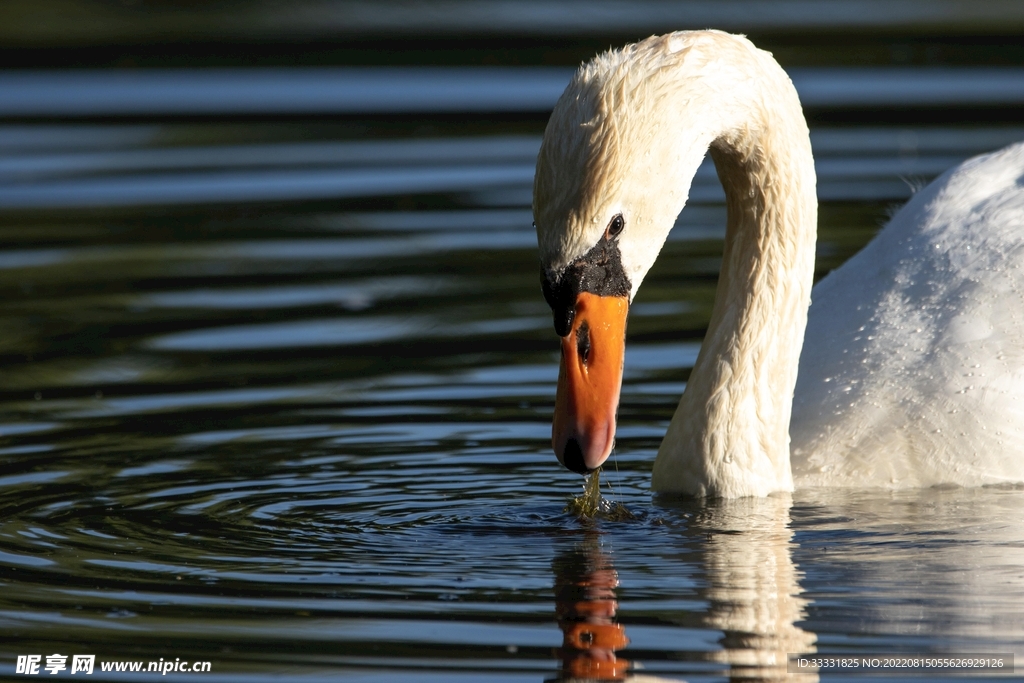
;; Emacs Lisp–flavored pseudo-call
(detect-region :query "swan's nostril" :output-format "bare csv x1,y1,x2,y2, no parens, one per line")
576,321,591,366
562,438,592,474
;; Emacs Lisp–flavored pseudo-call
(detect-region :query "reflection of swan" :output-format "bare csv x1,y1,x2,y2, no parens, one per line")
534,30,1024,497
551,536,631,681
794,487,1024,653
694,495,817,681
549,535,690,683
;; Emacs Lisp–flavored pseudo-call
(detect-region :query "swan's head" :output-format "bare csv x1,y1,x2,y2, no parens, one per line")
533,33,719,473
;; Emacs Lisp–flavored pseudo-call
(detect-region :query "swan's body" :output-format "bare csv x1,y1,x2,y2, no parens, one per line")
533,30,1024,497
793,143,1024,489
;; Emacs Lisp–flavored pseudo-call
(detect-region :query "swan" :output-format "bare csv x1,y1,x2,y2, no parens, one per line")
533,30,1024,497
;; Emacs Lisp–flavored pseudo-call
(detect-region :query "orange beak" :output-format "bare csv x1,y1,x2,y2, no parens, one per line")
553,292,628,473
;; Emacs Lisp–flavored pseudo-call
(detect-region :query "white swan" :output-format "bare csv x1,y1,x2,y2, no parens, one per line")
534,30,1024,497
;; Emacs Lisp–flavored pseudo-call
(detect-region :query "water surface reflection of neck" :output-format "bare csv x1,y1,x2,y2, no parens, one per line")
695,494,818,682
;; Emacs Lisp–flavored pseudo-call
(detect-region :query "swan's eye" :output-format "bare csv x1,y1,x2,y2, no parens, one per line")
606,214,625,239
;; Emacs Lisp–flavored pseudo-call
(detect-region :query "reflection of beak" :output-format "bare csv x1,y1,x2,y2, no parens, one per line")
562,621,630,650
553,292,628,474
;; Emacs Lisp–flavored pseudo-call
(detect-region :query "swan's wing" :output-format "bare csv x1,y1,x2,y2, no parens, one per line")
791,141,1024,488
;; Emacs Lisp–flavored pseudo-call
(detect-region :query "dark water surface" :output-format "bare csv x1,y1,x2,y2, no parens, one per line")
3,11,1024,682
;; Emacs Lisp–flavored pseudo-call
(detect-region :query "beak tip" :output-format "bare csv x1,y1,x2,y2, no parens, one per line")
558,433,615,475
561,437,593,475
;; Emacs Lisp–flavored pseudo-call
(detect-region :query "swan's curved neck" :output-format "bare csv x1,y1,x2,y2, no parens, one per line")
534,32,817,495
650,46,817,497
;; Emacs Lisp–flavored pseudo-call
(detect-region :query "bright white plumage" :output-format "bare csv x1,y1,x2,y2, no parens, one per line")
793,142,1024,488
